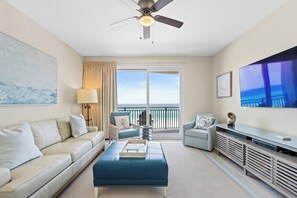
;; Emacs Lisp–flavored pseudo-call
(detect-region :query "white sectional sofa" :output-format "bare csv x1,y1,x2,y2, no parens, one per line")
0,116,105,198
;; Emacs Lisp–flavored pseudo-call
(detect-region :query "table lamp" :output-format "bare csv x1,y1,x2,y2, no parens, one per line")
77,89,98,126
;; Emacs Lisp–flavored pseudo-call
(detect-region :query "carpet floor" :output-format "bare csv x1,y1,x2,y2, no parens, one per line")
58,140,284,198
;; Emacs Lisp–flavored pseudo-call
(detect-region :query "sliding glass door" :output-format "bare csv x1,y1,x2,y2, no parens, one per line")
149,71,180,136
117,67,181,138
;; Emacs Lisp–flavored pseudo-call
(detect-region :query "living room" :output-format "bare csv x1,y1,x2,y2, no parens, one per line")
1,0,297,197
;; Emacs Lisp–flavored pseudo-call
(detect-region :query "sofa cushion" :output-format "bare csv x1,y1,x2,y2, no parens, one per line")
41,141,92,162
0,168,10,188
0,122,43,170
185,129,208,140
56,116,72,141
69,114,88,138
0,155,71,198
65,131,105,147
29,120,62,150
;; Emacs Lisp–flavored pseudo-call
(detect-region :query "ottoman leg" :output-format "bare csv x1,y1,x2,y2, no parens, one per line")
94,187,99,198
163,187,168,198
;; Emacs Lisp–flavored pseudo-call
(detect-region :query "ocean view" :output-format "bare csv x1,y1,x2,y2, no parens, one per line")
117,104,180,129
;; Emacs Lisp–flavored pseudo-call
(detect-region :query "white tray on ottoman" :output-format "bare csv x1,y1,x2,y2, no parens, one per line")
119,139,147,158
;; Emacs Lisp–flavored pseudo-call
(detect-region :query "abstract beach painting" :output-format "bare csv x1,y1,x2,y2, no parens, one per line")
0,32,57,104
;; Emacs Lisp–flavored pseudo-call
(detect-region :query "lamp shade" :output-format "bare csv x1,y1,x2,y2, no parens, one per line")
77,89,98,104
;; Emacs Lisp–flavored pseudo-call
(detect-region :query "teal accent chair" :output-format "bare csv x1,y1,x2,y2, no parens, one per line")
109,112,140,141
183,113,217,151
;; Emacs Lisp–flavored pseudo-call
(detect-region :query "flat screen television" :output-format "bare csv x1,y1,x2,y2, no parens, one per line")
239,46,297,108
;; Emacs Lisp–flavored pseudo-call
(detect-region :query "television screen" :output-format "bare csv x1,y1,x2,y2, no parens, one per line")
239,46,297,107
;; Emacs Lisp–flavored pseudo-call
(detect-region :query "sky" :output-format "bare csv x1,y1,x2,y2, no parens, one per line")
117,71,180,105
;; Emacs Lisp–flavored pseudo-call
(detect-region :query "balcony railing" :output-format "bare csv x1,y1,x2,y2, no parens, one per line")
117,106,180,131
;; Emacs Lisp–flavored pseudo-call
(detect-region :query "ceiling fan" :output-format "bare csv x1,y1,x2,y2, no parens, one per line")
111,0,184,40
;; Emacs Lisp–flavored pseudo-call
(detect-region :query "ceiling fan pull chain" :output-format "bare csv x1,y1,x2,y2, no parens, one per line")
151,27,154,44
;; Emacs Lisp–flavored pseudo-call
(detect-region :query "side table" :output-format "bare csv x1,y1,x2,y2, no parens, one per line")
140,125,152,141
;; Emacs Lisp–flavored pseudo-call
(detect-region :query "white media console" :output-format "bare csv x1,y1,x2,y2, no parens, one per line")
215,124,297,198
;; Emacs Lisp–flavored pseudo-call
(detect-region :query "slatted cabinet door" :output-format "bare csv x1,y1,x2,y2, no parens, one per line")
273,158,297,197
227,138,245,166
246,145,273,183
215,131,245,166
215,132,228,154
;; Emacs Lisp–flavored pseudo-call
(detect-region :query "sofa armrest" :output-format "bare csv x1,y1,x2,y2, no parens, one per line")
87,126,98,132
0,167,10,188
109,124,120,141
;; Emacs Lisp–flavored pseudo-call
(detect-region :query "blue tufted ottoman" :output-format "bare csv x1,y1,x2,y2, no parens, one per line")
93,141,169,197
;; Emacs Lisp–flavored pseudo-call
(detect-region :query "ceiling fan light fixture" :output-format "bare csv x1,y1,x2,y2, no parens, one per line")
139,15,154,26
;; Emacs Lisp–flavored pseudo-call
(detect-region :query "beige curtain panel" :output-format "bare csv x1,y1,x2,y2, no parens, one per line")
83,62,117,138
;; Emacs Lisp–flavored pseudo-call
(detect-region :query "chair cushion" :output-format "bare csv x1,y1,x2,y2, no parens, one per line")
115,116,130,129
29,119,62,150
118,128,139,139
56,116,72,141
110,112,131,126
41,141,92,162
0,155,71,198
65,131,105,147
185,129,208,140
194,115,215,129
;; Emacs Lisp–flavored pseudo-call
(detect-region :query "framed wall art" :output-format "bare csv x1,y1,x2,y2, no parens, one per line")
217,71,232,98
0,32,57,105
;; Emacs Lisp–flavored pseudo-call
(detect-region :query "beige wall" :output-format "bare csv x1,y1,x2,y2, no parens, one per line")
84,56,213,123
0,1,83,127
212,0,297,135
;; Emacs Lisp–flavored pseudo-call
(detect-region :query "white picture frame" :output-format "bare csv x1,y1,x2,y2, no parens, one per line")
217,71,232,98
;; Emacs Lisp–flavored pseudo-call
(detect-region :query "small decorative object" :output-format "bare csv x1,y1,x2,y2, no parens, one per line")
227,112,236,126
276,135,292,141
217,71,232,98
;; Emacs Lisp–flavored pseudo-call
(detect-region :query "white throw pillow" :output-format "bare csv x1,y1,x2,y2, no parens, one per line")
194,116,215,129
115,116,130,129
0,122,43,170
69,114,88,138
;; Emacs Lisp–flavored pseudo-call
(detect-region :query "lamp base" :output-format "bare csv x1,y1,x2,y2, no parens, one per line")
84,104,92,126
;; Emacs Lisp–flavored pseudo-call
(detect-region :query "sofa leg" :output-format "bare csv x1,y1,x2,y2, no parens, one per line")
163,187,168,198
94,187,99,198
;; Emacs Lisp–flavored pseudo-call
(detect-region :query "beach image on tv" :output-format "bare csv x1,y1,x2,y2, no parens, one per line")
240,60,297,107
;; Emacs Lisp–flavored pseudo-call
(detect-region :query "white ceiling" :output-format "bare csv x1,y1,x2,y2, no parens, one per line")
7,0,286,56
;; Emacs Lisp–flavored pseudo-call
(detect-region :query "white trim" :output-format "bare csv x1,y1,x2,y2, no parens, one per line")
117,64,183,70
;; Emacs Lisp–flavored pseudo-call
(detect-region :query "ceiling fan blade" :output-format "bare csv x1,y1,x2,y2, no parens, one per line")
143,26,150,40
154,15,183,28
111,16,138,28
152,0,173,11
122,0,140,10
